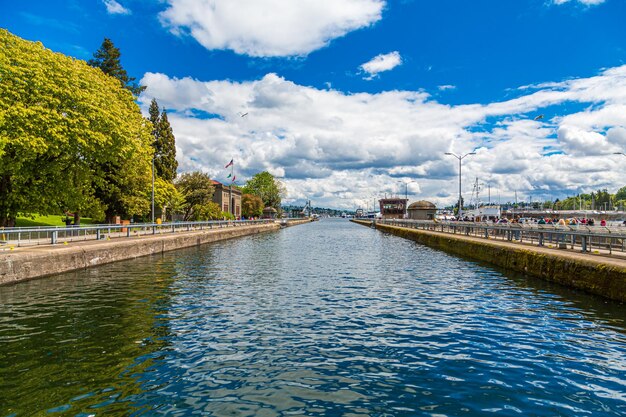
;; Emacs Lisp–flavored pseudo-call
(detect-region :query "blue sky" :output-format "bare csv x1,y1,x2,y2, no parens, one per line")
2,0,626,209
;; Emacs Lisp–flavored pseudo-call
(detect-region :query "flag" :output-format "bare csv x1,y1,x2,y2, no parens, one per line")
232,175,236,182
227,173,232,178
225,159,233,168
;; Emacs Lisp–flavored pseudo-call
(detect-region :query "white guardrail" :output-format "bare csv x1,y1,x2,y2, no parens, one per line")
0,219,282,248
378,219,626,255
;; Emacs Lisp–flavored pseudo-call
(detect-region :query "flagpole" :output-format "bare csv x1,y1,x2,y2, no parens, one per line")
229,158,233,217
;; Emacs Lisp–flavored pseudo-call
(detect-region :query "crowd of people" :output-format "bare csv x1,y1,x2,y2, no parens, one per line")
452,216,625,227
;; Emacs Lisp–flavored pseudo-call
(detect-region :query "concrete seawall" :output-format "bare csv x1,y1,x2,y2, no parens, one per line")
0,222,284,285
352,219,626,302
282,218,314,227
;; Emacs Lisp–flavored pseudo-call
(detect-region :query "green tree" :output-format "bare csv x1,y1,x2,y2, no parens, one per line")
147,99,178,182
242,171,285,210
152,177,184,221
88,38,145,96
0,29,152,227
241,193,263,218
175,171,215,221
148,98,160,137
205,202,222,220
154,111,178,182
615,186,626,201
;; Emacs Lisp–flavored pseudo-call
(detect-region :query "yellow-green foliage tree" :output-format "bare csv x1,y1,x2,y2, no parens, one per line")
0,30,152,226
152,178,184,221
242,193,263,218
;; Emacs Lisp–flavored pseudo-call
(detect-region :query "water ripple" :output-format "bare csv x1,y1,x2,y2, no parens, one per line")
1,219,625,416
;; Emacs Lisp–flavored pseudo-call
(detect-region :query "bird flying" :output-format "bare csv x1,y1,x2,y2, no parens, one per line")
533,114,544,121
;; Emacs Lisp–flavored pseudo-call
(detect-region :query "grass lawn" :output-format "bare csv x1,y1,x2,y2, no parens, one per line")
15,214,95,227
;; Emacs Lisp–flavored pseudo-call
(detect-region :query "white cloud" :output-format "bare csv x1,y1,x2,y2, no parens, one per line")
360,51,402,80
438,85,456,91
140,65,626,209
552,0,605,6
102,0,131,15
158,0,385,57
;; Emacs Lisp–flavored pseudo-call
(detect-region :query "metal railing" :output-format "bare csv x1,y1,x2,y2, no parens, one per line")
377,219,626,256
0,219,277,248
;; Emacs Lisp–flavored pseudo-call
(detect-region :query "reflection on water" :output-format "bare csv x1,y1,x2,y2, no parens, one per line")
1,219,625,416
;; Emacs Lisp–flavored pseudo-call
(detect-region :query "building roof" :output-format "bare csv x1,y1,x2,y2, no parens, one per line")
408,200,436,210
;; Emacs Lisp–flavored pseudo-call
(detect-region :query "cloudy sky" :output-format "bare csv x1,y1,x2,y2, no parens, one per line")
3,0,626,210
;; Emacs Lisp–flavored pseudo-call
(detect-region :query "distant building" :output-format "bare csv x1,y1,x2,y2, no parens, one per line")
212,180,241,217
407,200,437,220
379,198,408,219
262,207,278,219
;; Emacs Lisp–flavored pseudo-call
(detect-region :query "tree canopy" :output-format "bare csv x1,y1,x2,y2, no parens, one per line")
175,171,215,221
242,171,285,210
88,38,145,96
0,29,152,226
148,100,178,182
242,193,263,218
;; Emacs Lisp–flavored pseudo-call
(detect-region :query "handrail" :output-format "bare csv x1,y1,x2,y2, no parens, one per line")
0,219,293,248
374,219,626,255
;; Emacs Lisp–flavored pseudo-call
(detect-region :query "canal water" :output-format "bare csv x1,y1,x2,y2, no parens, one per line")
1,219,625,416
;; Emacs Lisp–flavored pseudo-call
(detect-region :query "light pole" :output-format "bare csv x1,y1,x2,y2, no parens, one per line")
615,153,625,213
151,156,155,224
397,180,416,201
397,180,416,218
445,152,476,219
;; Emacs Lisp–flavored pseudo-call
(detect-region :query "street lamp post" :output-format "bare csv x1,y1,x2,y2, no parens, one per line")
397,180,416,201
151,156,155,224
397,180,416,218
615,153,625,213
445,152,476,219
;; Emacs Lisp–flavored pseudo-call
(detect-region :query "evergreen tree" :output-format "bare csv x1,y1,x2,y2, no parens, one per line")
148,98,160,136
155,111,178,182
146,99,178,182
88,38,145,96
